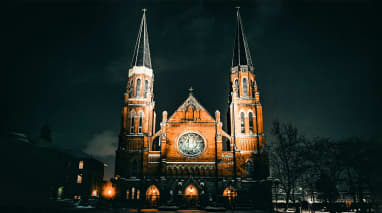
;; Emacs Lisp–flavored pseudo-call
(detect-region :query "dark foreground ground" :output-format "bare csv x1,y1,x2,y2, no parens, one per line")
0,207,266,213
0,199,269,213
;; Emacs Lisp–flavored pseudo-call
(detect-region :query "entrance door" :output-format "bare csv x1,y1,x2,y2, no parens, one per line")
223,186,238,209
146,185,160,208
184,184,199,208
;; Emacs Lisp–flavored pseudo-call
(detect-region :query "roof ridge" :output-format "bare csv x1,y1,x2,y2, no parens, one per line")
167,93,216,122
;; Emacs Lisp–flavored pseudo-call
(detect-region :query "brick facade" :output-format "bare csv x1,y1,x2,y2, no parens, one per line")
113,9,271,209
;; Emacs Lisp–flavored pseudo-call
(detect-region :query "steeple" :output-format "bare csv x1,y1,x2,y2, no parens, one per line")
116,9,156,179
131,9,152,69
232,7,253,68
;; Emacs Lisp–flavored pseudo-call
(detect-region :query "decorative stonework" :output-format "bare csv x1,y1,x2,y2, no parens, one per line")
177,132,205,157
128,66,153,78
178,95,204,111
115,9,270,209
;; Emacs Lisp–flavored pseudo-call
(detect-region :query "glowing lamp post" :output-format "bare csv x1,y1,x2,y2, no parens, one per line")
92,189,98,197
102,183,115,199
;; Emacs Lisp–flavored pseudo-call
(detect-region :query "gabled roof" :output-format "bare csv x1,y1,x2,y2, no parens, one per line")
168,93,215,122
232,8,253,68
131,9,152,69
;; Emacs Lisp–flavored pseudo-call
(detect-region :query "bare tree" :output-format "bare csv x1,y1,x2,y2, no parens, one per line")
339,138,382,213
269,120,307,210
304,138,342,213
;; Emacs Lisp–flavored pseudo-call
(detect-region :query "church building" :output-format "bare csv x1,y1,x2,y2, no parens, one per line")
114,8,271,209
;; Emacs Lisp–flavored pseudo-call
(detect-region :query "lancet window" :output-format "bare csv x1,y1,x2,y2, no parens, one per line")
138,112,143,133
234,79,239,97
130,111,135,133
243,78,248,96
136,78,141,97
249,112,254,133
251,80,255,98
144,80,149,98
240,112,245,133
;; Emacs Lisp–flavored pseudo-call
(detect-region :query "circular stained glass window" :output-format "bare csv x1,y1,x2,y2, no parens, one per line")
177,132,205,156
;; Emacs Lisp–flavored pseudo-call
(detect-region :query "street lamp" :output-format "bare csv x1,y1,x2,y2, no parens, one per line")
102,183,115,199
273,178,280,211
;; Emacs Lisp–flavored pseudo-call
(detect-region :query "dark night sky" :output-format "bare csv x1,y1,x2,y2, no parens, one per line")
3,0,381,179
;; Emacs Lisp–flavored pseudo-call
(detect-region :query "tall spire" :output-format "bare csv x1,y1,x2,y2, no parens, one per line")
131,9,152,69
232,7,253,68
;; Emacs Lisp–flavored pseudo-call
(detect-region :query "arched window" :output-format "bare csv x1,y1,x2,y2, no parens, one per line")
136,78,141,97
234,79,239,97
240,112,245,133
131,187,135,200
251,80,256,98
130,111,135,133
152,137,160,151
138,112,143,134
243,78,248,96
249,112,254,133
144,80,149,98
186,105,194,120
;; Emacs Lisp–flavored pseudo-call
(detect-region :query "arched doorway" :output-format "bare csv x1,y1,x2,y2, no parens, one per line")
223,186,238,208
152,137,160,151
184,184,199,208
146,185,160,207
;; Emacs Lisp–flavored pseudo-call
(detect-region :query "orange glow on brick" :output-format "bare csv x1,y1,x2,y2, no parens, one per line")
184,184,198,198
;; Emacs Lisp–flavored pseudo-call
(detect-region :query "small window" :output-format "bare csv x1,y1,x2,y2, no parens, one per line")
78,160,84,169
138,112,143,133
144,80,149,98
137,190,140,200
77,175,82,184
240,112,245,133
136,79,141,97
249,112,254,133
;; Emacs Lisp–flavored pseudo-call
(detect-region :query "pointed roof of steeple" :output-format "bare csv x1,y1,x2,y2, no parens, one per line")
232,7,253,68
131,9,152,69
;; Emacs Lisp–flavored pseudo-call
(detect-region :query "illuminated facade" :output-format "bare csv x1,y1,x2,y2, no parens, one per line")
114,9,271,209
